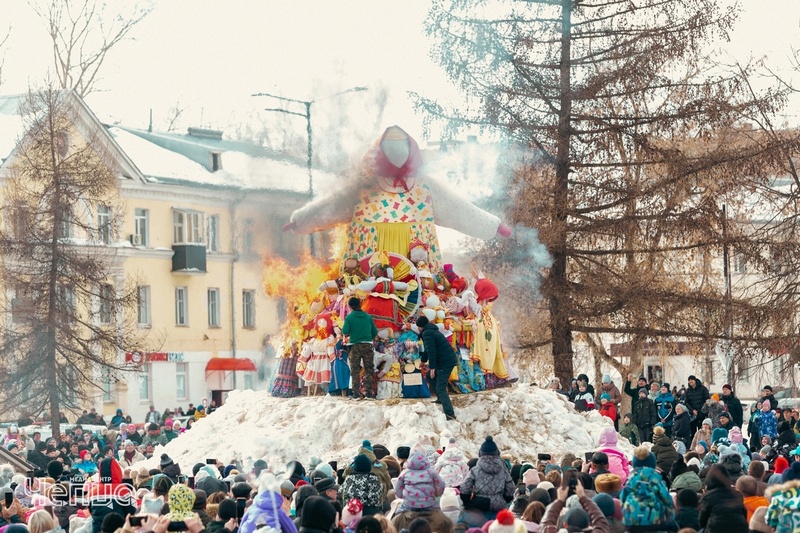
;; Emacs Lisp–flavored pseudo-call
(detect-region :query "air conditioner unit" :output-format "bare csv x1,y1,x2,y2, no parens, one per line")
130,234,142,246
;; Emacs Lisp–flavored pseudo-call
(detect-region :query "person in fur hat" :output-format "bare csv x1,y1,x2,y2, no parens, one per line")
435,438,470,488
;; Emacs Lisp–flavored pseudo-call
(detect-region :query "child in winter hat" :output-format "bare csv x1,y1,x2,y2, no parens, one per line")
487,509,526,533
435,440,470,488
395,449,445,512
439,487,461,523
479,436,500,456
341,498,363,527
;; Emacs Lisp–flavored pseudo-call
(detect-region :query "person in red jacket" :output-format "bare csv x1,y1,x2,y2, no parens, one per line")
599,393,617,423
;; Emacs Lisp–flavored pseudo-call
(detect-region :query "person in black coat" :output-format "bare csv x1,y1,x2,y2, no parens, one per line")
685,375,710,433
624,374,648,410
632,388,658,443
761,385,778,411
417,316,458,420
698,465,748,533
672,404,692,449
721,384,744,428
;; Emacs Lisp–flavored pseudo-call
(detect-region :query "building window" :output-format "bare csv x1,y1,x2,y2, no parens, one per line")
175,286,188,326
211,152,222,172
102,369,113,403
11,207,29,239
57,285,77,319
734,254,747,274
58,210,73,239
208,288,221,327
134,208,149,247
176,362,188,400
243,218,254,255
206,215,220,252
137,286,151,326
139,364,151,401
99,283,113,324
242,290,255,328
243,374,254,390
173,209,204,244
98,205,113,244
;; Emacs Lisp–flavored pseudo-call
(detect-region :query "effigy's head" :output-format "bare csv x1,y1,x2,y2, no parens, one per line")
370,125,423,192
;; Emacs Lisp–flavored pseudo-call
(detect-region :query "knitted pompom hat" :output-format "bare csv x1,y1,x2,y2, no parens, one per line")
631,446,656,469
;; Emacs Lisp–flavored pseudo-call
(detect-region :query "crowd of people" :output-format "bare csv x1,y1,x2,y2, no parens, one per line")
1,372,800,533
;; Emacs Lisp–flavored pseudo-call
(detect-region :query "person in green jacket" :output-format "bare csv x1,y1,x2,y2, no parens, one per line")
341,297,378,399
619,413,640,446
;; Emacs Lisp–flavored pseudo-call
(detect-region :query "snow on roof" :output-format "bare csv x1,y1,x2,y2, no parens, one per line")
140,384,626,473
0,96,25,164
109,126,337,193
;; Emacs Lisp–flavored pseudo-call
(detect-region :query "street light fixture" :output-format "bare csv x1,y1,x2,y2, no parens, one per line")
252,86,368,256
252,86,368,198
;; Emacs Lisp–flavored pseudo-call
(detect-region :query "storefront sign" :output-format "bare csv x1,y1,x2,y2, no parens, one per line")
125,351,184,363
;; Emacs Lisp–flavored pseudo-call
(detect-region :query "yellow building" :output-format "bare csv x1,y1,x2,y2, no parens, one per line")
0,91,319,423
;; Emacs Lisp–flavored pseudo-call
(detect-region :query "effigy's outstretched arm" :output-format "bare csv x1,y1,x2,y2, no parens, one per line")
426,177,511,239
283,180,361,233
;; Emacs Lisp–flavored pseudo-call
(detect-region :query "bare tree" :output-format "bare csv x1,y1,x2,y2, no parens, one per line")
0,87,148,438
31,0,152,97
422,0,800,387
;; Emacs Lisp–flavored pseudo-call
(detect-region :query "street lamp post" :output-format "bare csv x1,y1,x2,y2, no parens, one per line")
252,87,368,255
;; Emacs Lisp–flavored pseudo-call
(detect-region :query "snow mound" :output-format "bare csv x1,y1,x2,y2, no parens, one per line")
144,385,628,474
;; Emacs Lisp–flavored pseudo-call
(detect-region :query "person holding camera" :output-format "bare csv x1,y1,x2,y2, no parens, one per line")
540,479,610,533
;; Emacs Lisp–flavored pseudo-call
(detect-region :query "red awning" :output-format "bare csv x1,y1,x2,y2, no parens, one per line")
205,358,257,373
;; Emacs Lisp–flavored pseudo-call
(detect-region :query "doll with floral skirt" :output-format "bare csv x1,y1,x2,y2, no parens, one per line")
271,340,301,398
298,313,336,395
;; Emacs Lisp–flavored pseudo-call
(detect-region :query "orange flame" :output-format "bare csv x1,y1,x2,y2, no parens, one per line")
262,226,348,346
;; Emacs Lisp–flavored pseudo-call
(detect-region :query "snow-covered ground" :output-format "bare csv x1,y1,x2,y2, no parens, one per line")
143,385,628,474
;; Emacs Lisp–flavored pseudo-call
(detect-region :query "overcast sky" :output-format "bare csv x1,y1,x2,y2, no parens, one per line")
1,0,799,145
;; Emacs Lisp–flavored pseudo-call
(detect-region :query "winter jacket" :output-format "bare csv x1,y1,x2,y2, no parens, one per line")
342,309,378,344
742,495,769,523
652,434,680,473
618,421,640,446
599,381,622,407
624,379,648,410
632,397,657,430
597,428,631,485
341,472,384,514
675,507,700,531
672,411,692,447
419,322,457,369
684,380,710,417
766,479,800,533
89,458,136,533
239,489,298,533
698,477,748,533
598,402,617,423
757,410,778,439
671,470,702,492
141,433,168,447
702,400,726,428
459,455,515,512
722,392,744,428
620,466,674,527
434,445,470,488
343,445,392,500
762,393,779,411
690,428,712,451
118,450,146,468
540,496,610,533
654,392,675,426
396,450,445,511
573,391,594,412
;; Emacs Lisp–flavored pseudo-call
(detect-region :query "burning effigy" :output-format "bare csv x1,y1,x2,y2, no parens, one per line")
267,126,516,399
